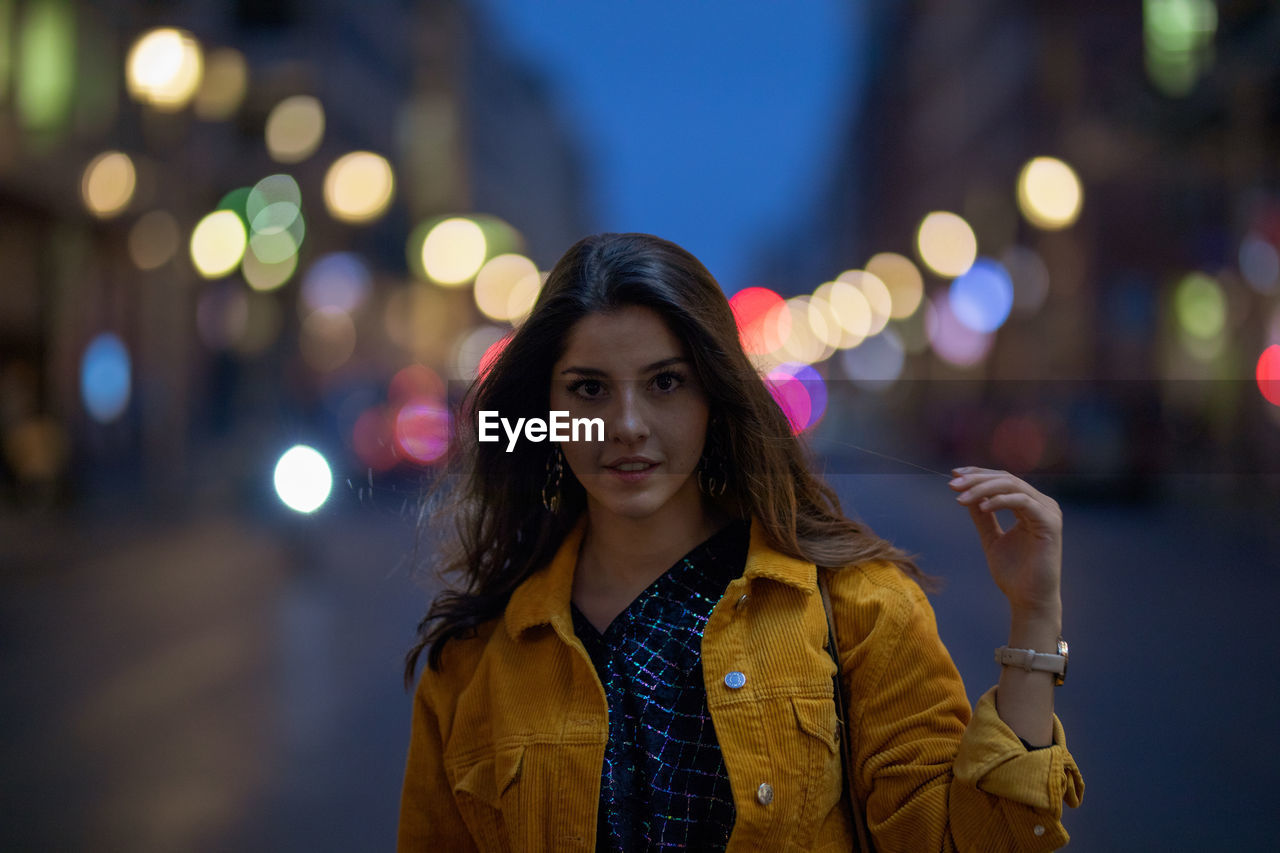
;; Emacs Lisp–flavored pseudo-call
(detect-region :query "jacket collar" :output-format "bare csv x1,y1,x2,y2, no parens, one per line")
504,516,816,640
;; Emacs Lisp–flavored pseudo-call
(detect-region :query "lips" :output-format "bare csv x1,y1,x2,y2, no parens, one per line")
604,456,659,481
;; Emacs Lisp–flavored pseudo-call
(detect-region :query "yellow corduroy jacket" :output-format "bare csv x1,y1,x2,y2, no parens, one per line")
399,519,1084,852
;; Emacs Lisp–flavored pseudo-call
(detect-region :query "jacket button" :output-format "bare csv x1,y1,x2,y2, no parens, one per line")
724,671,746,689
756,782,773,805
1033,825,1045,837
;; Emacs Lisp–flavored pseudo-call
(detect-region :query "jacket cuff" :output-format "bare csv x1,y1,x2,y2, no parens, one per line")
954,686,1085,813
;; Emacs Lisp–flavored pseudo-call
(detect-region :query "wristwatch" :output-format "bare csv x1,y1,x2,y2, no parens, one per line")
994,638,1068,686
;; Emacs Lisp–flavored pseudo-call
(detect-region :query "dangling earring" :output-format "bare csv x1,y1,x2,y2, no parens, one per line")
541,446,564,512
697,447,728,498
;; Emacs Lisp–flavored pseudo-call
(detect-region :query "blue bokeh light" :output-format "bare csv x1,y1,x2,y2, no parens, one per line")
80,333,131,423
949,257,1014,333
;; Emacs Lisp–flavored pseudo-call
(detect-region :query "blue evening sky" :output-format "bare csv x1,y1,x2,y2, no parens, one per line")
472,0,865,293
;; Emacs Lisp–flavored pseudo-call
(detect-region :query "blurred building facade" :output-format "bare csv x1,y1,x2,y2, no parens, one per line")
0,0,591,509
766,0,1280,494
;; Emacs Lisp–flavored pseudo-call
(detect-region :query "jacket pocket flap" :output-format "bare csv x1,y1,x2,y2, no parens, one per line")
451,745,525,805
791,696,838,754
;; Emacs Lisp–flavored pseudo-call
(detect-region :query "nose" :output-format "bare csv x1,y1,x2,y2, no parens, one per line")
610,383,650,445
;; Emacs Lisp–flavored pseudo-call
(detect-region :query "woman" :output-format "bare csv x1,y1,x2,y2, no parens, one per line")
399,233,1083,852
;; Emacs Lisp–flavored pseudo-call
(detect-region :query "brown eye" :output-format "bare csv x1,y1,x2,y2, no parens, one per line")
569,379,605,399
651,371,685,393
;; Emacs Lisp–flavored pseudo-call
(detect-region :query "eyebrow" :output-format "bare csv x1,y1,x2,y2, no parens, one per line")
559,356,688,377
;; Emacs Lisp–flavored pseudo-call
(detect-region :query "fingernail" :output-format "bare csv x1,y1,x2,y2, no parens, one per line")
949,477,963,486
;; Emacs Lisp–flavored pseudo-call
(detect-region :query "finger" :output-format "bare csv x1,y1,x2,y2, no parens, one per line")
972,492,1062,535
952,472,1051,507
965,500,1003,548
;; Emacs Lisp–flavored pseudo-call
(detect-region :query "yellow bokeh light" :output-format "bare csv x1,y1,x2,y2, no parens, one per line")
865,252,924,319
126,28,203,111
837,270,892,335
266,95,325,163
778,297,834,365
508,271,546,324
474,253,538,321
422,218,487,286
323,151,395,223
190,210,247,278
806,293,844,349
916,212,978,278
194,47,247,120
1017,156,1083,230
128,210,180,270
815,280,871,347
81,151,136,218
242,246,298,292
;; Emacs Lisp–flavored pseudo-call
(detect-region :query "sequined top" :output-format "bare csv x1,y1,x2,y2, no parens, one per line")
570,521,749,852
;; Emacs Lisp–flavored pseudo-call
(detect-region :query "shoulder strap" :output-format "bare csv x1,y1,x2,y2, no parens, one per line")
818,568,874,853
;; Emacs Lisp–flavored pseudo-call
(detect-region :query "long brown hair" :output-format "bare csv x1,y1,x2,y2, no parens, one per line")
404,233,928,683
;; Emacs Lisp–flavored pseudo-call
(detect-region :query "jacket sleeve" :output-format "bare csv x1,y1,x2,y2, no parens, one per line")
832,563,1084,852
397,669,479,853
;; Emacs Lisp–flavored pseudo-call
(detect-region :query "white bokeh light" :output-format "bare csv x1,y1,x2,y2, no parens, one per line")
273,445,333,513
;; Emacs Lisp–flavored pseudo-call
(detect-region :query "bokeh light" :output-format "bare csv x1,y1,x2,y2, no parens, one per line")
836,270,892,335
190,210,248,278
765,363,827,433
1239,233,1278,294
1144,0,1217,97
865,252,924,319
80,333,131,423
299,308,357,372
453,325,509,379
126,28,203,111
246,174,305,265
422,217,487,286
302,253,372,314
390,364,446,406
1016,156,1084,230
814,280,871,347
81,151,136,218
242,248,297,292
948,257,1015,333
916,212,978,277
15,0,76,132
508,270,546,324
925,294,995,367
840,328,906,390
1173,272,1225,340
730,287,786,354
1258,345,1280,407
194,47,248,120
128,210,180,270
778,297,834,365
266,95,325,163
323,151,395,223
273,445,332,513
474,253,538,321
394,401,450,465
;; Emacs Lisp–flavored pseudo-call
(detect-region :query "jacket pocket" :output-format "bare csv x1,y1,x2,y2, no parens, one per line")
791,695,839,755
448,745,525,851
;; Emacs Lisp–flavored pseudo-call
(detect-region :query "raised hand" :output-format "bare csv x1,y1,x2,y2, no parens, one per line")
948,466,1063,620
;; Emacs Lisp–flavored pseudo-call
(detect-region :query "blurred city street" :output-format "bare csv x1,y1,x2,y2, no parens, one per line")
3,0,1279,850
3,472,1277,850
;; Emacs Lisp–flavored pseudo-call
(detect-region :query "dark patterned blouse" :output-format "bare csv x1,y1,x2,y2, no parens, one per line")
570,521,750,853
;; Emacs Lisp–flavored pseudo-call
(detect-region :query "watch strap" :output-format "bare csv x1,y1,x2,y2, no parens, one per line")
995,642,1068,686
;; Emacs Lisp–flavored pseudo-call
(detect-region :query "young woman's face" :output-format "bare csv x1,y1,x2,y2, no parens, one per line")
549,305,710,523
